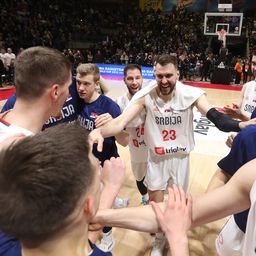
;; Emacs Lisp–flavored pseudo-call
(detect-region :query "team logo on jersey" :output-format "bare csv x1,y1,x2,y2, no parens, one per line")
155,147,165,155
90,112,98,119
133,139,139,147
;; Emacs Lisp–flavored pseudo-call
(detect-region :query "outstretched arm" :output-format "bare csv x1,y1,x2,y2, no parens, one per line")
94,112,129,147
195,94,256,132
222,85,248,121
92,158,256,233
89,97,145,151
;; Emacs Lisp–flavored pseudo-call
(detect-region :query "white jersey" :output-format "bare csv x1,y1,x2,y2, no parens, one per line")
4,52,15,66
116,94,148,163
240,81,256,119
243,181,256,256
0,114,33,143
144,81,205,157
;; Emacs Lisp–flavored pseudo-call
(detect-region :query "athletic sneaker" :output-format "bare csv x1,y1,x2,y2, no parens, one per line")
140,198,149,205
98,231,115,252
113,197,129,209
150,234,166,256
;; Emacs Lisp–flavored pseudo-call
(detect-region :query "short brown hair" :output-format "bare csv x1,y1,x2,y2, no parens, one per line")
15,46,71,99
0,123,94,242
154,54,178,69
123,64,142,77
76,63,100,82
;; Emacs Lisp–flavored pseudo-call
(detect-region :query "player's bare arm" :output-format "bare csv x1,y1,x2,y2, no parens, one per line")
89,97,145,151
92,158,256,233
206,169,231,192
192,159,255,227
94,113,129,147
195,94,256,132
223,86,248,121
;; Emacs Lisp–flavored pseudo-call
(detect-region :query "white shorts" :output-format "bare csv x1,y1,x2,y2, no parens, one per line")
144,153,189,191
131,161,147,181
216,215,244,256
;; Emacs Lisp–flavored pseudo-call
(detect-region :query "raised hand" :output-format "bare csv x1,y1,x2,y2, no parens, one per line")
150,185,192,252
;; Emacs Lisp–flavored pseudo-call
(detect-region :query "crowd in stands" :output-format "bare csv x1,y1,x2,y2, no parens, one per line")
0,0,256,85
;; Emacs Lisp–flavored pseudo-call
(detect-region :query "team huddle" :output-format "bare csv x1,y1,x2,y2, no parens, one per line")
0,46,256,256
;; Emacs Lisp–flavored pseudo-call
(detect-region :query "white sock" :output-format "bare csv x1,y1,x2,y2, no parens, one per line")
103,230,112,238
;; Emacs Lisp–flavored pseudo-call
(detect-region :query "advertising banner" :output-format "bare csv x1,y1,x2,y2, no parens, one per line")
97,64,154,80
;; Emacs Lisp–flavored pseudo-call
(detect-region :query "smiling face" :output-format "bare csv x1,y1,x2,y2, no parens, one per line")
154,63,178,96
124,68,143,97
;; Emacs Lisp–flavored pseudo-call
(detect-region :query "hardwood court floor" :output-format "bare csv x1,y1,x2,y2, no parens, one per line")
0,83,241,256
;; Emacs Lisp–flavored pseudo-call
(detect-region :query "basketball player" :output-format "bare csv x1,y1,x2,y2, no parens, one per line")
0,46,122,256
76,63,129,252
222,50,256,121
89,54,256,255
0,123,126,256
1,79,83,129
116,64,149,205
92,157,256,256
0,46,72,141
1,76,107,129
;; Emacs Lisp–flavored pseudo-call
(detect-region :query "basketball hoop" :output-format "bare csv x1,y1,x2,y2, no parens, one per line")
217,29,227,48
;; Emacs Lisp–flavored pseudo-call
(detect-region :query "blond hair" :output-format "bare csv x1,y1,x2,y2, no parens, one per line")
76,63,100,82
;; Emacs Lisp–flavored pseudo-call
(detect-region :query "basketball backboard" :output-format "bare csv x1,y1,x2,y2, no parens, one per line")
204,12,243,36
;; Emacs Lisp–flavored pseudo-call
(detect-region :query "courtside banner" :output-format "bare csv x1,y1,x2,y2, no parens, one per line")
97,64,154,80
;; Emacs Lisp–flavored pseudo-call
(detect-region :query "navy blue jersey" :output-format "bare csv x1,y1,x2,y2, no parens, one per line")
0,232,21,256
78,94,121,164
1,94,16,113
89,240,112,256
0,234,111,256
251,107,256,119
218,125,256,232
1,79,84,130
